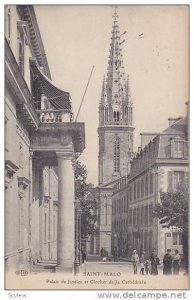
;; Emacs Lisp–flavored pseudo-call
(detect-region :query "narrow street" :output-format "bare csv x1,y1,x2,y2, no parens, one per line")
79,255,185,276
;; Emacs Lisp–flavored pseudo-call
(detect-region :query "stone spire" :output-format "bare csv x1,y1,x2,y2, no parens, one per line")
100,6,133,126
100,75,106,105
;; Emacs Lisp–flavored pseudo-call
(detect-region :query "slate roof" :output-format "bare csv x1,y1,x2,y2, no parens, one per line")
163,117,187,137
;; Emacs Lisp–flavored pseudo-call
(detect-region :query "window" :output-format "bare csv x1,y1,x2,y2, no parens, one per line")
129,186,133,202
129,209,132,225
18,30,25,76
141,178,144,198
150,173,154,194
172,232,181,245
137,181,140,199
168,171,185,191
137,207,140,225
114,111,120,123
174,171,184,190
114,138,120,172
145,176,148,196
174,141,184,158
134,183,136,200
141,206,144,225
145,205,148,226
149,204,153,225
133,207,137,225
6,7,11,45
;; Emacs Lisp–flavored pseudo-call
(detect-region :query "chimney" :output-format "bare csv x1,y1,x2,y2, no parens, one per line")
168,117,181,127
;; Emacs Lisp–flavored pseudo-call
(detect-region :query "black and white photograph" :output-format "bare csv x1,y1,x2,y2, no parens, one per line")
4,4,189,291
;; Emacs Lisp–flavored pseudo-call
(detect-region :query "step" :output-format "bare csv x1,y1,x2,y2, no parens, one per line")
35,261,57,267
37,259,57,264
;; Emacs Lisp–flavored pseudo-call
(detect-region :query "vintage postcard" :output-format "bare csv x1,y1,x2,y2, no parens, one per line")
5,5,189,290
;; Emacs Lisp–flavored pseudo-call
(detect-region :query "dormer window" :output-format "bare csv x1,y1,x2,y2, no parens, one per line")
174,140,184,158
171,139,187,158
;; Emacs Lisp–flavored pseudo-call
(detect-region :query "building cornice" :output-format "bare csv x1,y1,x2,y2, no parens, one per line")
98,126,134,133
5,38,40,130
113,158,189,195
17,5,51,79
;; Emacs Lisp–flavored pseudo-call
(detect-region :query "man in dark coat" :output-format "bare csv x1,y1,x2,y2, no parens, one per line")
150,248,159,275
163,249,173,275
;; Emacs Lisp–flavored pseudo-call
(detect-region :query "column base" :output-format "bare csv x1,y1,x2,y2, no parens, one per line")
55,265,74,274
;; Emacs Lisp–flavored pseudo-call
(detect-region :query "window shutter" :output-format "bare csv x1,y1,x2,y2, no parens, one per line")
168,171,173,192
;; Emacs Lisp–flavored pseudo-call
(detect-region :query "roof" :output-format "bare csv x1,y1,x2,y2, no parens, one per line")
163,117,187,137
30,59,72,110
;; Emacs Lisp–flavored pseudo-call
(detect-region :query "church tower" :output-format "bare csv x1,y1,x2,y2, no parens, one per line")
98,8,134,186
96,7,134,255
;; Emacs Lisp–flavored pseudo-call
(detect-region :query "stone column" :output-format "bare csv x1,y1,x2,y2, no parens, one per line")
56,152,75,273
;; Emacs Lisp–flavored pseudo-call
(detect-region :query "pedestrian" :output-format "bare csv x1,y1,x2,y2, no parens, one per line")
173,249,181,275
150,248,159,275
139,251,146,275
144,259,151,275
81,249,87,263
100,247,104,258
131,250,139,275
163,249,173,275
113,247,118,262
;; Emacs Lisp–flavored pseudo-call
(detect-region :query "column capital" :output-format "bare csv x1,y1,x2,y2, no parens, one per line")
56,151,74,160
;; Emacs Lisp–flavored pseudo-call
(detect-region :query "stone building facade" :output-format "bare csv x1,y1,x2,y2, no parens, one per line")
5,5,85,274
112,117,189,259
97,9,134,255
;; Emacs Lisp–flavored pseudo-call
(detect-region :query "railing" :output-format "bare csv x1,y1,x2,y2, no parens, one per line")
36,109,73,123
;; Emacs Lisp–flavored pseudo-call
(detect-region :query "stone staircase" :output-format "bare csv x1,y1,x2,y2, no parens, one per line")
32,259,57,273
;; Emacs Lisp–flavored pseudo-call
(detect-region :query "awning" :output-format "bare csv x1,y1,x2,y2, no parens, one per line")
30,58,72,110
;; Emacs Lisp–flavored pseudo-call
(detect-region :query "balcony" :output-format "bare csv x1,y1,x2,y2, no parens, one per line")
36,109,73,123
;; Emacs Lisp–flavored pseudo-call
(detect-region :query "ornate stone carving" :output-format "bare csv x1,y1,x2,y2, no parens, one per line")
18,177,30,199
5,160,19,189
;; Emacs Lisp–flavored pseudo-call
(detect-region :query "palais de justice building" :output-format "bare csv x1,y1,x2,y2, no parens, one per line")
5,5,85,274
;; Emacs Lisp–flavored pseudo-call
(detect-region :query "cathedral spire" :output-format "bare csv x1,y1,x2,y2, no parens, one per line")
99,6,132,126
100,75,106,105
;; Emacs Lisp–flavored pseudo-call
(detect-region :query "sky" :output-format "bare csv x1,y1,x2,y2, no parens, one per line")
34,5,188,186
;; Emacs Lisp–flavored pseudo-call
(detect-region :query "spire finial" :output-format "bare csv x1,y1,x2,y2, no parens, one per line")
112,5,118,22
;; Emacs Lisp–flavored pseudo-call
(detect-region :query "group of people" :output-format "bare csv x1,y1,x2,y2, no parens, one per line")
131,248,181,275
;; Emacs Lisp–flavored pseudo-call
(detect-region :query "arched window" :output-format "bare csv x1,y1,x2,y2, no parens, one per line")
114,111,120,123
114,137,120,172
